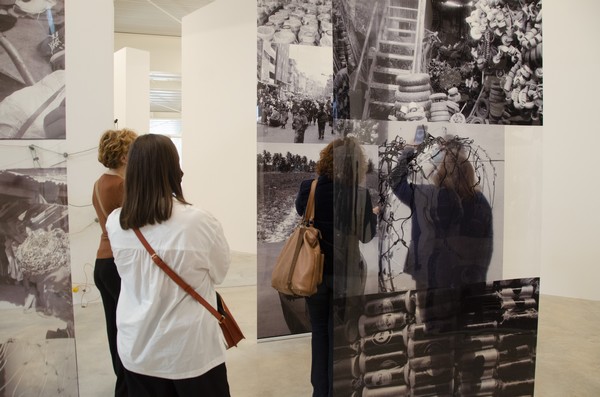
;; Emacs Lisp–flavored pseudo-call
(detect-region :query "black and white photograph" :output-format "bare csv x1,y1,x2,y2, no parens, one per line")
333,0,542,125
257,43,334,144
0,168,74,343
0,0,66,139
0,338,78,396
257,141,379,338
258,0,333,46
332,277,539,397
377,122,504,293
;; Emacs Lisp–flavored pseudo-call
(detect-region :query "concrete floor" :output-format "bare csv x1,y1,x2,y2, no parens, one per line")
73,253,600,397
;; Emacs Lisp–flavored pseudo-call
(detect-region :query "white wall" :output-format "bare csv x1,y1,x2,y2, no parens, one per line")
177,1,600,299
115,33,181,74
540,0,600,300
181,0,257,253
65,0,115,303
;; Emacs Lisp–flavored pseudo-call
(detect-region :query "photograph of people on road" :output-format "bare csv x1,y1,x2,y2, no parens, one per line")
257,43,335,144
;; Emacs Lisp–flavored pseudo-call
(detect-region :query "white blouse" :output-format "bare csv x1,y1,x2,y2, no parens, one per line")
106,201,231,379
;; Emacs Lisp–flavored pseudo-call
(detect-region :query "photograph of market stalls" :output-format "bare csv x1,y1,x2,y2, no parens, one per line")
257,43,335,144
0,168,74,342
258,0,334,46
333,0,542,125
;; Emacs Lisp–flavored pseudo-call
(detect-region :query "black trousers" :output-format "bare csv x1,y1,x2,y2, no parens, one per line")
305,274,334,397
124,363,231,397
94,257,128,397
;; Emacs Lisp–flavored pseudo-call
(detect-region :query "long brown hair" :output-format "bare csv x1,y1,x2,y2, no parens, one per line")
316,136,368,185
432,141,478,200
119,134,189,229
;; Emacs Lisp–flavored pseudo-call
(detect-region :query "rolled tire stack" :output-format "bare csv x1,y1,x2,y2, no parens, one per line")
394,73,432,116
488,81,506,121
429,93,451,123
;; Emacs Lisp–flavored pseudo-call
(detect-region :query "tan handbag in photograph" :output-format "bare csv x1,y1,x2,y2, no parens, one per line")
271,179,324,297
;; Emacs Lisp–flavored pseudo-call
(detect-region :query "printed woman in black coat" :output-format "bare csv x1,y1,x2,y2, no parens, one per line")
296,137,377,397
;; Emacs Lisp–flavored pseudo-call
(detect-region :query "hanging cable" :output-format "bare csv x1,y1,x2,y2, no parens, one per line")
145,0,182,24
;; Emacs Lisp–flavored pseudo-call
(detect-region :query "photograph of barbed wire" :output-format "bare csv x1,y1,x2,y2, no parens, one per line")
333,0,542,125
377,122,504,293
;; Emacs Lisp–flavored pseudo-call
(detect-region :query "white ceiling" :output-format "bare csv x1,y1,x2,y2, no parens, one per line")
114,0,214,37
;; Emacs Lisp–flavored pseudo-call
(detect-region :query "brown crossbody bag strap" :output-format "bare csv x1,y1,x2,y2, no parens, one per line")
304,179,317,225
132,228,223,322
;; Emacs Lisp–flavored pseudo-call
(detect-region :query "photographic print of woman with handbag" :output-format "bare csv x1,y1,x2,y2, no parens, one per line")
295,137,378,397
106,134,232,397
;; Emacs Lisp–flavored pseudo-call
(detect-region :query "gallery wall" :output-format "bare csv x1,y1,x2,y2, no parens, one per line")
65,0,114,304
5,0,587,312
181,0,258,254
181,0,599,301
540,0,600,301
114,32,182,74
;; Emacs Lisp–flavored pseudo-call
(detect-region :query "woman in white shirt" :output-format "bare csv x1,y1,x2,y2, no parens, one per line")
106,134,231,396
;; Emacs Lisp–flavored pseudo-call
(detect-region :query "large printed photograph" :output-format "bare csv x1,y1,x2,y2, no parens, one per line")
258,43,334,144
257,141,379,338
332,277,540,396
0,0,66,139
0,167,76,395
377,122,504,293
258,0,333,46
0,168,73,340
333,0,542,125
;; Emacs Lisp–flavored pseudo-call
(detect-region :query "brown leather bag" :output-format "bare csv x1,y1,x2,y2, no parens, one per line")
133,228,244,349
271,179,324,296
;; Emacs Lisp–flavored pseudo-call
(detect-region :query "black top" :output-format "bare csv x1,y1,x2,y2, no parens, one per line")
296,175,377,278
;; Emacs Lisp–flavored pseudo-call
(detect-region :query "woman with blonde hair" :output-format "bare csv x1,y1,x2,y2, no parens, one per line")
92,128,138,397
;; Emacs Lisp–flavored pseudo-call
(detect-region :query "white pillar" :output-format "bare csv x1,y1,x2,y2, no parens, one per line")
113,47,150,133
181,0,257,253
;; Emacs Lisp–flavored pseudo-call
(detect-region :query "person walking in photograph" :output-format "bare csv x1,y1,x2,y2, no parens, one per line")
317,104,328,140
292,108,309,143
106,134,232,397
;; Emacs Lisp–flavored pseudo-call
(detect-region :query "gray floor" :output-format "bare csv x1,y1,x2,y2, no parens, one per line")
74,253,600,396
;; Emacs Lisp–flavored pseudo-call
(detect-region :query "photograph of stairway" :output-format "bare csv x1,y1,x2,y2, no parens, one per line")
333,0,543,125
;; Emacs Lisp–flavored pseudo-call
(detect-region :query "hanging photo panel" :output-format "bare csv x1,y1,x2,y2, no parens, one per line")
0,167,76,395
375,122,504,293
258,43,334,144
257,142,327,338
0,0,66,139
332,0,543,125
258,0,333,47
332,277,540,397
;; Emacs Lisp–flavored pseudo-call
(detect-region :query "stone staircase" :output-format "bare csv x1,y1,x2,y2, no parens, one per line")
362,0,426,119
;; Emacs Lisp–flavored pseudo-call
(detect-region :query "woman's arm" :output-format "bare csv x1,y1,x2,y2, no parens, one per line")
390,148,416,205
295,179,312,216
360,190,378,243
